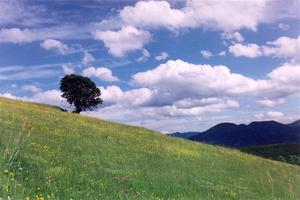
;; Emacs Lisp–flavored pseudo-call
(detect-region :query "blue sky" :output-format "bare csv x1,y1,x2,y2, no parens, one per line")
0,0,300,132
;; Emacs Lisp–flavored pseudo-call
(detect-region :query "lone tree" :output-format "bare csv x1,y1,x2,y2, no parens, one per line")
60,74,103,113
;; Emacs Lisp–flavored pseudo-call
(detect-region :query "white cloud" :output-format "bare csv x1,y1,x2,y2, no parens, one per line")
132,59,256,101
132,60,300,102
257,98,286,107
221,32,244,42
218,51,226,56
200,50,213,58
120,1,190,30
228,35,300,63
229,43,263,58
278,23,290,30
0,28,35,43
137,49,151,62
0,90,65,109
83,67,119,82
268,65,300,84
92,26,151,57
155,51,169,61
100,85,153,107
0,92,18,100
255,111,284,119
11,84,17,88
262,35,300,63
0,26,88,44
0,0,42,26
21,84,42,93
27,90,68,108
156,99,239,117
61,64,75,75
82,51,95,65
92,0,300,58
3,59,299,133
267,111,284,118
41,39,73,54
115,0,300,32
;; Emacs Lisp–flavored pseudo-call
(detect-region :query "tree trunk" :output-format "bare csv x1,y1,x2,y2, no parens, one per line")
73,107,81,114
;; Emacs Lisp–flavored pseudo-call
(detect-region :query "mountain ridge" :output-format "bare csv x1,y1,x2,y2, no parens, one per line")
170,120,300,147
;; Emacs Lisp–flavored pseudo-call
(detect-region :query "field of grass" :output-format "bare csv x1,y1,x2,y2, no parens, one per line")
0,97,300,199
240,143,300,166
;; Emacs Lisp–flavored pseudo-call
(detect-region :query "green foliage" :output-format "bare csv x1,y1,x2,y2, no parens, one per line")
240,143,300,166
60,74,102,113
0,97,300,199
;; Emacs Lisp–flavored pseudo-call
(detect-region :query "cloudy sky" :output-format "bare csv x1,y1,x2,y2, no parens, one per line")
1,0,300,132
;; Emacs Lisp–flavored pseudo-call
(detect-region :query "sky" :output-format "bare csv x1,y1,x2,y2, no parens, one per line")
0,0,300,133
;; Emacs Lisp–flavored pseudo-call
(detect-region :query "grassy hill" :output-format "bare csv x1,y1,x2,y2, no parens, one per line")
0,97,299,199
240,143,300,166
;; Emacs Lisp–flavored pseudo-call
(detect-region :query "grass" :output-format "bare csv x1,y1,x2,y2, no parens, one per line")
0,97,300,199
240,143,300,166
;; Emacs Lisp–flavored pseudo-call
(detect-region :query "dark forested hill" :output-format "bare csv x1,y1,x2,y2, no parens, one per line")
186,120,300,147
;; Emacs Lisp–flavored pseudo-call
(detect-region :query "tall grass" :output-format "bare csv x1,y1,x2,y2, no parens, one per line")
0,97,299,199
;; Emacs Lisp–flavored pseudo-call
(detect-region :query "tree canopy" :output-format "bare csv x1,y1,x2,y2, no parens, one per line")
60,74,102,113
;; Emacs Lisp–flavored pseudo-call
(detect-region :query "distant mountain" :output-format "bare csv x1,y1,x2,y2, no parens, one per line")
186,120,300,147
289,119,300,128
168,132,199,139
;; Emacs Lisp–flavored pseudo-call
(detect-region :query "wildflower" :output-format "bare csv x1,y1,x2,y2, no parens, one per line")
3,185,9,193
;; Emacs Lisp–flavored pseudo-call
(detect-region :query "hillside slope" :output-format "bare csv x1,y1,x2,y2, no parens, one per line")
0,97,300,199
189,121,300,147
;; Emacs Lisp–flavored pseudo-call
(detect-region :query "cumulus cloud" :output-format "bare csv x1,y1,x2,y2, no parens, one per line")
91,0,300,57
82,67,119,82
257,98,286,107
0,92,18,99
41,39,73,54
0,90,65,108
97,85,239,121
132,60,300,102
267,111,284,118
278,23,290,30
229,35,300,62
28,90,64,106
218,51,226,56
221,32,244,42
21,84,42,93
100,85,153,107
120,1,190,30
137,49,151,62
3,59,299,132
82,51,95,65
200,50,213,58
132,59,255,101
255,111,284,119
114,0,300,32
0,28,35,43
61,64,75,75
262,35,300,63
92,26,151,57
229,43,263,58
155,51,169,61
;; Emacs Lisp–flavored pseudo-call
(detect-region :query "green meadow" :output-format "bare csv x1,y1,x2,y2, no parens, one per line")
0,97,299,199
